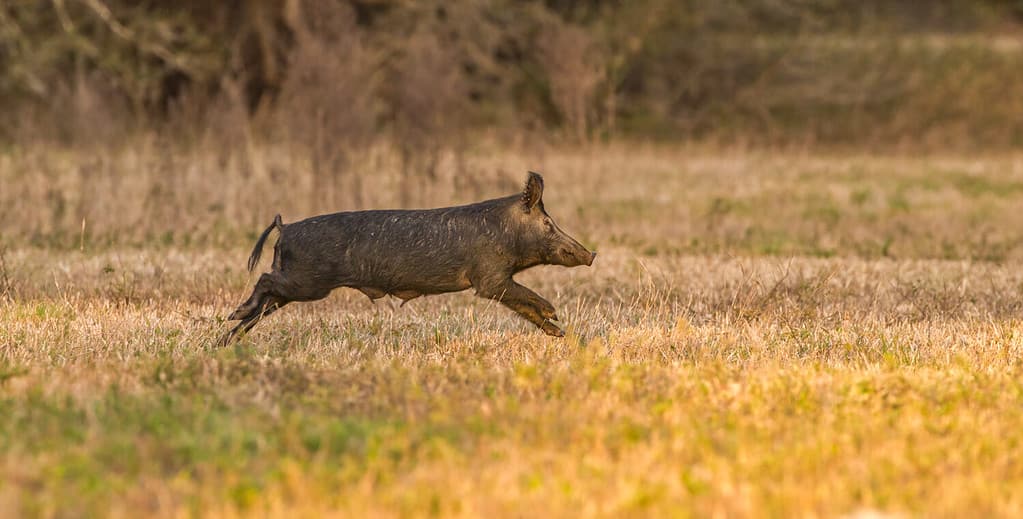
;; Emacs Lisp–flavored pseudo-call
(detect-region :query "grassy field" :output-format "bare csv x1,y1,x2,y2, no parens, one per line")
4,146,1023,517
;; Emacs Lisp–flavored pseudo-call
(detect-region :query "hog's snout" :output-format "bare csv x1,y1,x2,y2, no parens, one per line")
557,245,596,267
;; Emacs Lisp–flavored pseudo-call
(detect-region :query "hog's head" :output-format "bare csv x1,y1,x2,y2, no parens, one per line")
512,171,596,268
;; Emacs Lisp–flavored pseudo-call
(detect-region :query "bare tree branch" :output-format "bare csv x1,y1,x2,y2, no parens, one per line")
79,0,192,73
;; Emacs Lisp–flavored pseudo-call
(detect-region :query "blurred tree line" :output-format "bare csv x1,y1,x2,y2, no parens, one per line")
2,0,1023,149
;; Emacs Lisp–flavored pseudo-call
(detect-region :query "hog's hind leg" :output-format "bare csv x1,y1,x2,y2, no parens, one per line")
222,271,294,345
220,295,288,346
222,268,338,345
228,273,279,320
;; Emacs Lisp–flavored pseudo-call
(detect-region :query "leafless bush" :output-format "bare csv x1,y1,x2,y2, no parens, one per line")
0,245,15,301
537,21,605,143
383,28,470,206
275,1,379,147
4,1,1023,151
4,69,134,148
268,1,381,208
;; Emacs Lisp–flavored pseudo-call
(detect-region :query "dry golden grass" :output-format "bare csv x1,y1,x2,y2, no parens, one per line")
3,146,1023,517
4,142,1023,259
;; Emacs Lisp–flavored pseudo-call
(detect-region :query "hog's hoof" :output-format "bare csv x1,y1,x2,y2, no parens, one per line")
541,320,565,337
216,330,235,347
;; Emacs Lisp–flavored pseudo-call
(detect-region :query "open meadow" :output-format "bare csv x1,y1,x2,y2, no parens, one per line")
4,146,1023,517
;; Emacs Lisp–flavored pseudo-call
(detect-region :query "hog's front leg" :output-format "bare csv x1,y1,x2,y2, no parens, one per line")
475,279,564,337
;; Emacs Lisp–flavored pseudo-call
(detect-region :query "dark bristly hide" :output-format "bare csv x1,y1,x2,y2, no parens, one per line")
221,172,595,344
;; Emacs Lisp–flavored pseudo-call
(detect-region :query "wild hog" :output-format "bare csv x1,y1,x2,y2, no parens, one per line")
221,172,595,344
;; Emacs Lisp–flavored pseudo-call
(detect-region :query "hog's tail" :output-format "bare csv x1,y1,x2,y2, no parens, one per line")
247,214,283,272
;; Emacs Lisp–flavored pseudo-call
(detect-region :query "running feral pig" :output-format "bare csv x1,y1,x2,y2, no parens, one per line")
221,172,595,344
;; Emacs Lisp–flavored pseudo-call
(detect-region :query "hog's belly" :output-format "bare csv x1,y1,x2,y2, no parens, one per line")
348,254,473,295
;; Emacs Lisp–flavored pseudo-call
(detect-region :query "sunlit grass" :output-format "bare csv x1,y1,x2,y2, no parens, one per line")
3,242,1023,517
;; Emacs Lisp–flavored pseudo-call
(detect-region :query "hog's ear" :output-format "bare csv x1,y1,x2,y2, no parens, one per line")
522,171,544,211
